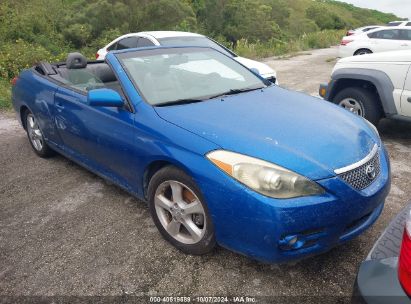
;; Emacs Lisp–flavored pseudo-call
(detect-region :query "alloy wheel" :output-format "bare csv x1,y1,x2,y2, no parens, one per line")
26,114,44,151
154,180,206,245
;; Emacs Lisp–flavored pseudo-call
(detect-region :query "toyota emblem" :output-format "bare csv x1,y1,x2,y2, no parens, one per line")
365,164,376,180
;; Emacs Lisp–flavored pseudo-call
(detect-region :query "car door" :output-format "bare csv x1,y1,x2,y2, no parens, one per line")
401,64,411,116
54,82,137,190
399,29,411,51
368,29,403,52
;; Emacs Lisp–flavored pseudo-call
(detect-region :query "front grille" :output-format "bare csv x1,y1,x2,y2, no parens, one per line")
336,147,381,190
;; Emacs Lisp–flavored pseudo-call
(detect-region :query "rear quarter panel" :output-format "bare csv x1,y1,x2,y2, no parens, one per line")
12,69,62,145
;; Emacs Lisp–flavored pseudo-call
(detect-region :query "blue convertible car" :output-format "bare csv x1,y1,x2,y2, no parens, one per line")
12,46,391,263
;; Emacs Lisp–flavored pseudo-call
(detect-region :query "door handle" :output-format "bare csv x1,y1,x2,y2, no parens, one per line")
55,101,64,112
401,44,409,47
408,97,411,103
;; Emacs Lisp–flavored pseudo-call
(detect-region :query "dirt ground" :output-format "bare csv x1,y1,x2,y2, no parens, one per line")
1,47,411,303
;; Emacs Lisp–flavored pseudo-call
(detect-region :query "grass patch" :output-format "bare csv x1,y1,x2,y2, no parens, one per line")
234,29,345,59
0,80,12,110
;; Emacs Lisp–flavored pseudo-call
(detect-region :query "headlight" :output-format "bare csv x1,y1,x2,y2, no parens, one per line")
206,150,324,199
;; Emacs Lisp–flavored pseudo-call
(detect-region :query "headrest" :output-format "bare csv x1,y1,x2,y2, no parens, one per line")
66,52,87,69
94,64,117,83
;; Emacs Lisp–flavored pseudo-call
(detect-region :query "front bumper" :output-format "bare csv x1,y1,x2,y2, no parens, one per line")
194,145,391,263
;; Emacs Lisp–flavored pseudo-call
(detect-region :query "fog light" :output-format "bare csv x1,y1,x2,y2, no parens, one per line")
279,235,305,250
288,236,298,246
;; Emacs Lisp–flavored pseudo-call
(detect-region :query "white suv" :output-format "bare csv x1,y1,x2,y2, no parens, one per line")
339,26,411,58
97,31,278,84
319,50,411,126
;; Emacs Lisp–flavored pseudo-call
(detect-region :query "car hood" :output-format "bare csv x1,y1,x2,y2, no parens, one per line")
234,56,276,78
154,86,378,180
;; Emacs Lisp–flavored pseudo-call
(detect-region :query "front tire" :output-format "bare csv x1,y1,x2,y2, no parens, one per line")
332,87,382,126
25,110,55,158
148,166,216,255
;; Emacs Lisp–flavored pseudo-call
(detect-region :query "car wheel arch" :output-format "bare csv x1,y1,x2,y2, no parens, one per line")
330,78,382,109
20,105,31,130
142,159,198,201
354,48,373,56
329,68,397,116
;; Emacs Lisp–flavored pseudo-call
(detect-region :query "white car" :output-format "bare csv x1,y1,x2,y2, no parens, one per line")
346,25,382,36
339,26,411,58
387,20,411,27
96,31,278,84
320,50,411,125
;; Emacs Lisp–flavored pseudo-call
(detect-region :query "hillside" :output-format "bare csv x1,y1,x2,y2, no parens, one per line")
0,0,401,108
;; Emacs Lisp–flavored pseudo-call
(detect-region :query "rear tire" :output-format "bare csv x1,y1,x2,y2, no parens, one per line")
354,49,372,56
148,166,216,255
24,110,55,158
332,87,382,126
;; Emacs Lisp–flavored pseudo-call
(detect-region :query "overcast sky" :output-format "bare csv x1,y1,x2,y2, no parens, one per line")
338,0,411,20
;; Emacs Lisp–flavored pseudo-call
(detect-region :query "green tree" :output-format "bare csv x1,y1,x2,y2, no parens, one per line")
137,0,197,31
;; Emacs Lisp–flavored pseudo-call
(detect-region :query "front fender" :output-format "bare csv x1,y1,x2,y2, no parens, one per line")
328,68,397,116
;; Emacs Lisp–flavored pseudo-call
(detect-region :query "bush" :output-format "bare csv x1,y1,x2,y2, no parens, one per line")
0,80,12,110
0,40,65,80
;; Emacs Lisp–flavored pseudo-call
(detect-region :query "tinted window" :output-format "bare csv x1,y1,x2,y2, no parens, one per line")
368,29,400,40
157,36,236,57
387,22,402,26
116,37,138,50
407,22,411,26
137,38,155,47
400,30,411,40
107,43,117,51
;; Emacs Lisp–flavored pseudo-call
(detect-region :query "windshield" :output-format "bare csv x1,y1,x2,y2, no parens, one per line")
157,36,235,57
117,47,267,106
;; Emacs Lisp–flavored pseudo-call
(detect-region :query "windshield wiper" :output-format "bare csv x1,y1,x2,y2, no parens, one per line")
155,98,205,107
206,86,266,99
226,87,265,95
155,86,266,107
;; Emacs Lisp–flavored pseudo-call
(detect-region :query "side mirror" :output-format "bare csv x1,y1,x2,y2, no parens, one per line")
87,88,124,107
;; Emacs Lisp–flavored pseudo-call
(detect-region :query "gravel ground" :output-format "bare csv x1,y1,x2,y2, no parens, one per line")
1,47,411,303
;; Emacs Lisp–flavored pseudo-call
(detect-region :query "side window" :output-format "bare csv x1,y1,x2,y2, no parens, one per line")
369,30,400,40
116,37,138,50
136,38,155,47
400,30,411,40
107,42,118,51
407,22,411,26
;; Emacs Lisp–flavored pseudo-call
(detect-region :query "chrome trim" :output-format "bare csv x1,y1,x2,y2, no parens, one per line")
334,144,378,175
